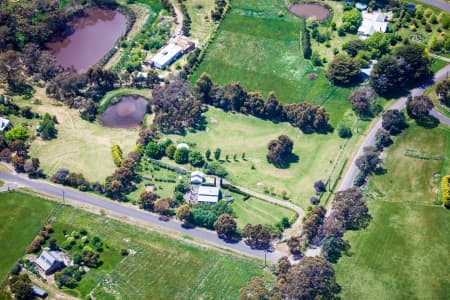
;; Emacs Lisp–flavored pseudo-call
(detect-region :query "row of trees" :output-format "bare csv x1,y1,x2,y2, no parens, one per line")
195,73,331,133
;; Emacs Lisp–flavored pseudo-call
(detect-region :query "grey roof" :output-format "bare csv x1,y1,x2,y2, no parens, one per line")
32,285,47,297
35,251,62,272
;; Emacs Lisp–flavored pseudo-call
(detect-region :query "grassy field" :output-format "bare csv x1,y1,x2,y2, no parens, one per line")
191,0,352,115
23,88,140,181
169,107,368,209
230,193,296,229
49,205,267,299
335,123,450,299
0,192,56,281
185,0,217,43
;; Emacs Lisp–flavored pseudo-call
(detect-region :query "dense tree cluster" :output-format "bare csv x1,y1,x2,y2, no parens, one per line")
38,113,58,140
8,273,33,300
349,87,379,118
211,0,228,21
266,135,294,168
407,95,434,121
214,214,238,240
152,77,204,134
326,55,361,86
195,73,331,133
192,201,234,229
370,44,431,95
341,9,362,33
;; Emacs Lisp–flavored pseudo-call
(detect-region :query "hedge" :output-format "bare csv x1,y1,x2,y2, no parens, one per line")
300,19,312,59
442,175,450,207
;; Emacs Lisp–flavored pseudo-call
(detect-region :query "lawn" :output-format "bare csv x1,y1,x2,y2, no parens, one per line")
0,191,56,280
191,0,352,116
425,78,450,120
49,205,267,299
185,0,217,43
230,193,297,229
169,107,367,209
24,88,140,181
335,123,450,300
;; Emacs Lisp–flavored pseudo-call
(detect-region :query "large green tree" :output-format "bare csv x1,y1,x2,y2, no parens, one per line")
326,55,361,86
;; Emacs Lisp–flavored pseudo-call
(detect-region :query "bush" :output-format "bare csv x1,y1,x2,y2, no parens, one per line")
111,144,123,167
337,123,352,138
204,161,228,177
174,147,189,164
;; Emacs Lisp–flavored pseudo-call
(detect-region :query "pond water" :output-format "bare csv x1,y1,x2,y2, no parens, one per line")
289,3,330,21
101,96,148,128
46,7,127,73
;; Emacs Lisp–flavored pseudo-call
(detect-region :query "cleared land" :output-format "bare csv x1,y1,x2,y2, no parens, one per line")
0,192,56,280
230,193,297,229
24,88,140,181
185,0,217,43
191,0,352,118
169,107,367,209
335,123,450,299
50,205,267,299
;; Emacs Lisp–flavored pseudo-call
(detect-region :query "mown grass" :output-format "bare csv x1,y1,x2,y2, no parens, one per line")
0,192,56,280
185,0,217,43
50,205,267,299
24,88,139,181
191,0,352,117
230,193,296,229
335,123,450,300
169,107,368,209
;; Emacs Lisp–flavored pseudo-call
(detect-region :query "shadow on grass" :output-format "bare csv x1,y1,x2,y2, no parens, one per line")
415,115,440,129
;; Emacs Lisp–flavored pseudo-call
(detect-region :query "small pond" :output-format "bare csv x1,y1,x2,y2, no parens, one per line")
101,96,148,128
289,3,331,21
46,7,127,73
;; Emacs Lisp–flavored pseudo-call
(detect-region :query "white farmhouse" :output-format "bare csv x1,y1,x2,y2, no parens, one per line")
190,171,204,185
151,43,183,69
358,11,389,37
197,186,220,204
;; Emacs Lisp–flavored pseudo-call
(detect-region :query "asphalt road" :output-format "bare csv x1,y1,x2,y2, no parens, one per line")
417,0,450,12
337,65,450,192
0,172,279,262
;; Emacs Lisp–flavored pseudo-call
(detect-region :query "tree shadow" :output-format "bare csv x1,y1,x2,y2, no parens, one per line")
415,115,439,129
274,153,300,169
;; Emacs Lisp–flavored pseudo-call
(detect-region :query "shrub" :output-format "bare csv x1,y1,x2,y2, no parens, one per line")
111,144,123,167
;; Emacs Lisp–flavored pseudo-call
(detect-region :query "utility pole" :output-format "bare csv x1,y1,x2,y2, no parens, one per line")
62,190,65,205
264,250,267,268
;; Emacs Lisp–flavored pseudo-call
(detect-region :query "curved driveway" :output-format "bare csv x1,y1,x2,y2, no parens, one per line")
417,0,450,12
0,172,279,262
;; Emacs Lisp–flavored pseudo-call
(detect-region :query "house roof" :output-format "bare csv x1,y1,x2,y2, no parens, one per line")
35,251,62,272
362,11,386,22
358,11,388,36
151,43,183,67
0,117,9,131
32,285,47,297
198,186,219,203
176,143,190,150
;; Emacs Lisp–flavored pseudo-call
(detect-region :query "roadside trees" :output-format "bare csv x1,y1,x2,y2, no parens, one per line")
407,95,434,121
242,224,271,250
214,214,238,240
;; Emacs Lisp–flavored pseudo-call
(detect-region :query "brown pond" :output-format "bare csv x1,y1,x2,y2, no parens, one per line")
46,7,127,73
101,96,148,128
289,3,330,21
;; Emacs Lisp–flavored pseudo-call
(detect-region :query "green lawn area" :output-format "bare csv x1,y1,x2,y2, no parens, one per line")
50,205,267,299
169,107,367,209
0,192,56,280
25,88,140,182
335,123,450,300
425,78,450,120
230,193,297,229
191,0,352,117
185,0,217,43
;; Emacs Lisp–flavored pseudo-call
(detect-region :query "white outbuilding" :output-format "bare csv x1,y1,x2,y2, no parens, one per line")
151,43,183,69
358,11,389,37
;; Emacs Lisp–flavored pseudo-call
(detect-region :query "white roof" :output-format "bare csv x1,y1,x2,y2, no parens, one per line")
136,72,148,78
177,143,189,150
358,20,388,35
0,117,9,131
198,186,219,203
151,43,183,68
35,251,62,272
362,11,386,22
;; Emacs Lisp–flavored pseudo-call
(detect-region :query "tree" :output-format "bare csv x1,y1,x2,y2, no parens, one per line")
326,55,361,86
242,224,271,250
436,79,450,107
302,206,326,245
394,43,431,85
343,39,366,57
8,273,33,300
5,125,29,141
407,95,434,121
165,144,176,159
349,87,378,117
332,187,371,230
364,32,390,58
205,149,211,161
189,151,205,167
195,72,213,104
341,9,362,33
174,147,189,164
154,198,172,215
370,55,403,95
382,109,408,135
267,135,294,168
214,148,221,160
176,204,193,225
375,128,393,150
204,161,228,177
277,256,340,300
214,214,238,240
139,191,159,211
12,155,26,172
321,236,350,263
240,277,271,300
39,113,57,140
145,141,164,159
46,71,87,101
287,236,303,255
224,82,248,112
314,180,326,193
355,146,382,175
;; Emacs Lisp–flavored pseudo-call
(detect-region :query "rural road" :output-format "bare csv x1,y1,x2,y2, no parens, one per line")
170,0,183,35
337,64,450,192
0,172,280,262
417,0,450,12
